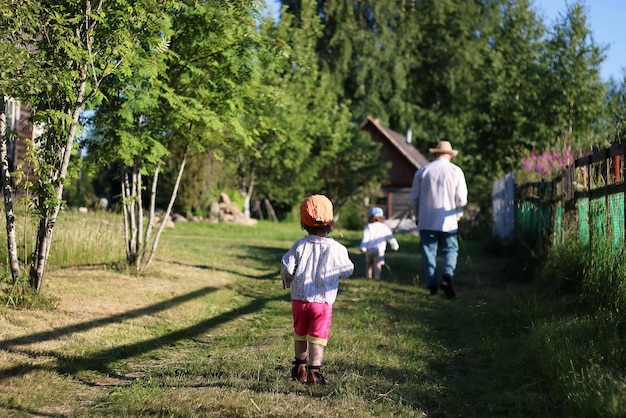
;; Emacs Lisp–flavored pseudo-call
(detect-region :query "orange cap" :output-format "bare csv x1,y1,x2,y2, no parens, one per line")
300,194,334,227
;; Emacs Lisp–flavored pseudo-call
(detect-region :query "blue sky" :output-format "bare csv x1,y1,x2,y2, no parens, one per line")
538,0,625,81
265,0,625,81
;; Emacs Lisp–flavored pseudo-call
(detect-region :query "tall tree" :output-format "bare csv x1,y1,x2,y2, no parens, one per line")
0,0,172,291
0,0,44,283
277,0,611,213
251,0,387,213
90,0,266,273
540,1,608,146
465,0,548,204
606,72,626,139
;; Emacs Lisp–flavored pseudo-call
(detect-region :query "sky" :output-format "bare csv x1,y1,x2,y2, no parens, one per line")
538,0,626,81
265,0,625,82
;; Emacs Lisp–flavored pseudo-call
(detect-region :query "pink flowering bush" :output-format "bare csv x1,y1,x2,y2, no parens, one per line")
517,145,574,183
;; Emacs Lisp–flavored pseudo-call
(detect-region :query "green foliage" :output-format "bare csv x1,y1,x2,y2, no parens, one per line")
175,152,237,216
274,0,613,218
1,275,59,309
606,74,626,138
541,2,609,143
334,197,366,231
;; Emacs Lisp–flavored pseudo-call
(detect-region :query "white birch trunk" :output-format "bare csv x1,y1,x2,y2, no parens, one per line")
141,150,187,274
121,178,132,260
240,161,255,220
135,169,143,269
0,100,20,281
141,163,160,265
30,77,87,291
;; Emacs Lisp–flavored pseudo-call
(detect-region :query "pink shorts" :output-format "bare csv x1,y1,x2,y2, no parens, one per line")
292,300,333,346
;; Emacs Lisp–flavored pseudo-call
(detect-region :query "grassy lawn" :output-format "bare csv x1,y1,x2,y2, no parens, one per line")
0,216,602,416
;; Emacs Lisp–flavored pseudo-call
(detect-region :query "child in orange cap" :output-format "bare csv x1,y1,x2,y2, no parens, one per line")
360,207,399,281
281,194,354,385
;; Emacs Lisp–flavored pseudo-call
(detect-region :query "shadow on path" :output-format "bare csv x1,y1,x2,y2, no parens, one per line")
0,286,284,381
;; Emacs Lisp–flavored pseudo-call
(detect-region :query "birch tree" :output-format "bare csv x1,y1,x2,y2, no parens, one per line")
0,0,43,283
90,0,268,273
0,0,172,291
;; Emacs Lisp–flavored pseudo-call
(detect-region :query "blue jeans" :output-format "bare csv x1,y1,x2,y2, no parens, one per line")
419,230,459,289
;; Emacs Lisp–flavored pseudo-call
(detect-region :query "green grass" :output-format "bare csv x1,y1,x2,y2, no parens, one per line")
0,215,623,416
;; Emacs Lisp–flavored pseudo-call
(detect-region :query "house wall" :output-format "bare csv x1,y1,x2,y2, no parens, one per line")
368,130,418,188
374,187,413,219
5,98,38,189
361,123,422,220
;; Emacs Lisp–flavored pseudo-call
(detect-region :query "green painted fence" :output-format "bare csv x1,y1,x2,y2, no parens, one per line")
515,142,626,253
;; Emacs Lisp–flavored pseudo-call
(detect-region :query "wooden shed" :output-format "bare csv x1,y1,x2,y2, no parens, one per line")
4,98,39,173
360,115,429,219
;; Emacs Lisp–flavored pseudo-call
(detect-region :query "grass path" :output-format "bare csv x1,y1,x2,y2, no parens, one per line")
0,220,563,417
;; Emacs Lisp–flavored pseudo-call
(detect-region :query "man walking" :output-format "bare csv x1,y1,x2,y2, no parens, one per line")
410,141,468,298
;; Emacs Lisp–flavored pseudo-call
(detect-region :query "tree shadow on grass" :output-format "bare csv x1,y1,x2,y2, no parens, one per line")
164,243,295,282
0,286,285,381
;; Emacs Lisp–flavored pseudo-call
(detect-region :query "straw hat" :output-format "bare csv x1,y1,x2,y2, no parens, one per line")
429,141,458,157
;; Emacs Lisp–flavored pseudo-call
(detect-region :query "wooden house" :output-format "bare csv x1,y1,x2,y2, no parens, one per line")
360,115,429,219
4,98,39,173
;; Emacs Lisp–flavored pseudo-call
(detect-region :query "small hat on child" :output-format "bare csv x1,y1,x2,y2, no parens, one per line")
368,207,384,218
300,194,334,227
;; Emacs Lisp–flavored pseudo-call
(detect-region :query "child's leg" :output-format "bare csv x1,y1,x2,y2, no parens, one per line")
308,342,324,366
291,339,308,383
294,340,308,360
291,301,309,382
307,342,328,384
305,303,332,384
373,260,383,280
373,254,385,281
365,249,377,279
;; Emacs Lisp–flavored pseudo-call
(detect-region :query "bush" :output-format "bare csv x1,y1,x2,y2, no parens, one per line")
336,198,366,231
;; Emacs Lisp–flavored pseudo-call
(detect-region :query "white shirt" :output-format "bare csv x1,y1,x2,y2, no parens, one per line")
410,157,468,232
359,222,399,255
280,234,354,304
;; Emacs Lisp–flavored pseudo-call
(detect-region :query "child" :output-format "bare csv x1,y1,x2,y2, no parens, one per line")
280,194,354,385
359,207,399,281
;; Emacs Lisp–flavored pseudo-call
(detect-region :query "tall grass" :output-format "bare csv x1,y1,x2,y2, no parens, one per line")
529,229,626,417
0,209,124,308
0,209,124,274
49,209,125,267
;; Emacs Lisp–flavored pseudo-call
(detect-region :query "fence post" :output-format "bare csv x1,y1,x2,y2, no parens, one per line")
617,138,626,245
585,154,593,252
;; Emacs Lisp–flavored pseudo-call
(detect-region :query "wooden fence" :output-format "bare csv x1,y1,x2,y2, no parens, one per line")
514,140,625,250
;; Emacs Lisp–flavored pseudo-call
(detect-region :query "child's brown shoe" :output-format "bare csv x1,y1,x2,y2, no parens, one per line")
291,361,307,383
306,366,328,385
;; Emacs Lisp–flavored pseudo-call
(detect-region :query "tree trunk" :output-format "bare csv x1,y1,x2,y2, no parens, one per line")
141,162,160,266
0,99,21,282
30,76,88,291
239,159,255,220
135,168,144,269
141,150,187,274
122,170,138,264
